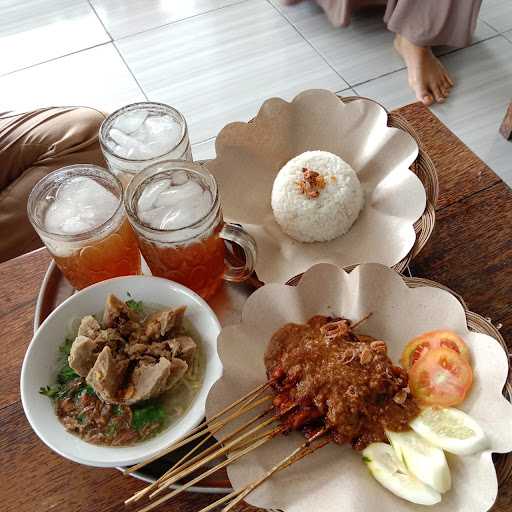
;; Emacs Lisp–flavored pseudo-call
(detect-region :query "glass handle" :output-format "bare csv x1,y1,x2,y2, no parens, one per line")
220,223,257,282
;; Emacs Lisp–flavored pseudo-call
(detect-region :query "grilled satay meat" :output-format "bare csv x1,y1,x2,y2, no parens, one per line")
264,316,419,450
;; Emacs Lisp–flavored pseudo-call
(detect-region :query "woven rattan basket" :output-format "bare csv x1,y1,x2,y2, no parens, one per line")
286,271,512,486
341,95,438,272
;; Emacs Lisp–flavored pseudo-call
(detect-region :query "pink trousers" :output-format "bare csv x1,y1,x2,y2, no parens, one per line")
283,0,482,48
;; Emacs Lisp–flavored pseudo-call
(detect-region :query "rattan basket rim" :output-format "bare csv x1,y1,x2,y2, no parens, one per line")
340,95,439,272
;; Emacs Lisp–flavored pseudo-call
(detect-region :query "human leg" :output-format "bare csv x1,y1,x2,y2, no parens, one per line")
385,0,482,105
393,34,454,105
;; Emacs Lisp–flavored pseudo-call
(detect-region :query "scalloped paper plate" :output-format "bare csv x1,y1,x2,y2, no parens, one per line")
206,263,512,512
208,90,426,283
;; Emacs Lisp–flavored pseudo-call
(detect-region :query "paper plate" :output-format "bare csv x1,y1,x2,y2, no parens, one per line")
206,263,512,512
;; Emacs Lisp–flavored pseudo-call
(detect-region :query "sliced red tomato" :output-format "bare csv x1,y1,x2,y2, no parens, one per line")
408,347,473,407
401,330,470,370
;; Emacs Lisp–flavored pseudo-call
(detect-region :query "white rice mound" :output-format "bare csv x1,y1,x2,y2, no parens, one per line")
271,150,364,243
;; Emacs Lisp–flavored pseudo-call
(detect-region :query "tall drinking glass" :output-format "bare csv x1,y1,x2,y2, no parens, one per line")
125,160,257,300
28,165,141,290
100,102,192,186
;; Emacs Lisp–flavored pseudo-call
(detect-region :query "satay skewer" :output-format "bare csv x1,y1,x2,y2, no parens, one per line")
128,314,372,507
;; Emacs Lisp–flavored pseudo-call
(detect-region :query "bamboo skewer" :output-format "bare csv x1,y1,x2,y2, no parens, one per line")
154,405,274,490
136,427,283,512
147,406,295,498
124,429,219,506
166,395,270,476
351,312,373,330
221,428,330,512
148,407,277,500
195,488,244,512
125,397,273,505
124,380,273,475
196,428,331,512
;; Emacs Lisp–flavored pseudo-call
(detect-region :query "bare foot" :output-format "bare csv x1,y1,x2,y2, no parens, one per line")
394,34,454,106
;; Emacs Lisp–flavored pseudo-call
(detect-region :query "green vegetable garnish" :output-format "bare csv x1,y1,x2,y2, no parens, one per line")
78,384,96,398
77,413,86,424
40,338,85,401
59,338,74,357
131,401,166,431
39,385,59,398
106,422,118,436
57,365,79,384
362,456,371,463
113,405,124,416
126,299,144,314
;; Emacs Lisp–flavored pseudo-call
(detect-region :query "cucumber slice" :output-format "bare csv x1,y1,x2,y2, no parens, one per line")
387,430,451,493
363,443,441,506
410,407,488,456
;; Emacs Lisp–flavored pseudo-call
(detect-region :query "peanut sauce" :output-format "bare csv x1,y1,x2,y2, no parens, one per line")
264,315,419,450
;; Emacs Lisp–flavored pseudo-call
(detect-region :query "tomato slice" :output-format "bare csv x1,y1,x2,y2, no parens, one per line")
401,330,470,370
408,347,473,407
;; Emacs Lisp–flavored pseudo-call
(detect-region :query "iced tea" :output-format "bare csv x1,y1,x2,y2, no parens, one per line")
137,216,225,299
28,165,141,290
99,102,192,186
125,161,256,300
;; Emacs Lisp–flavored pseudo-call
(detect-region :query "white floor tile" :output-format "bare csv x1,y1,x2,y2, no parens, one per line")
0,44,145,114
355,36,512,186
471,19,500,41
192,138,217,161
90,0,243,40
190,86,356,162
503,28,512,42
271,0,497,86
271,0,403,86
116,0,347,143
352,69,412,110
0,0,109,75
480,0,512,33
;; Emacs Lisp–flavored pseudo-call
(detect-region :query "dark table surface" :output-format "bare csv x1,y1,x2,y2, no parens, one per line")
1,102,511,512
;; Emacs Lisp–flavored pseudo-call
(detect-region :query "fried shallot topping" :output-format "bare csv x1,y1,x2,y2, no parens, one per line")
297,167,326,199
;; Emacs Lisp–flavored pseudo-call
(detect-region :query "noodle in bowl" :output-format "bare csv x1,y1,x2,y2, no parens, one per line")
20,275,222,467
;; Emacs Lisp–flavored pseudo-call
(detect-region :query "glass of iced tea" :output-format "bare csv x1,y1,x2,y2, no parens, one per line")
28,165,141,290
99,102,192,186
124,160,257,300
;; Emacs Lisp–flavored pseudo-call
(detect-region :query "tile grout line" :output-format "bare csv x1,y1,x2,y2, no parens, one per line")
0,41,111,79
264,3,503,90
0,0,252,80
347,32,503,91
112,0,251,43
86,0,149,102
264,0,351,89
478,14,510,36
112,42,149,102
348,30,503,89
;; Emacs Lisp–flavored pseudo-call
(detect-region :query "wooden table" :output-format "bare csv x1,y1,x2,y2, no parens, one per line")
1,102,511,512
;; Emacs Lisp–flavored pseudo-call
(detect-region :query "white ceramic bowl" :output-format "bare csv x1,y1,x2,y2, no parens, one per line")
20,275,222,468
